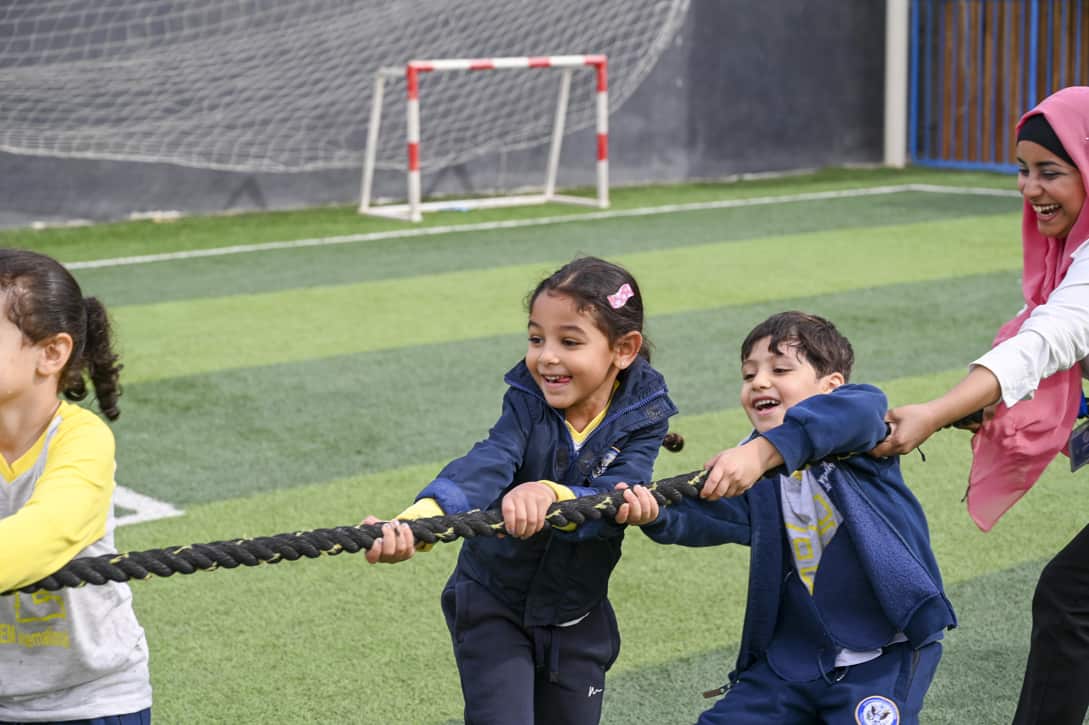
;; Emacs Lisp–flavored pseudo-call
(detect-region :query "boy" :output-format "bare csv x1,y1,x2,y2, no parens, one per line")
634,311,956,725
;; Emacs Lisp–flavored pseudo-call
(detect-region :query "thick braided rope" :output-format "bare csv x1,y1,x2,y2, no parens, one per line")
5,469,709,595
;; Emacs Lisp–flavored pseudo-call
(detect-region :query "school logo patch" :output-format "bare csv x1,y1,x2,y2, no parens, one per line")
854,695,899,724
589,446,620,479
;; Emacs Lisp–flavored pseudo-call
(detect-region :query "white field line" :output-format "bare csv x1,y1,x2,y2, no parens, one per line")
114,484,185,528
65,184,1021,272
908,183,1020,198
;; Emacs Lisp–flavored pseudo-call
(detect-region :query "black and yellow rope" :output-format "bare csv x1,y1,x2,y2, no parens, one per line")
4,469,710,596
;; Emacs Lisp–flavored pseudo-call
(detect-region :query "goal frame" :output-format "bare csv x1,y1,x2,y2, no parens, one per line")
359,54,609,222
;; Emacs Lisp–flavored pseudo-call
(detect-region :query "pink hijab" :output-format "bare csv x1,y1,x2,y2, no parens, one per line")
968,86,1089,531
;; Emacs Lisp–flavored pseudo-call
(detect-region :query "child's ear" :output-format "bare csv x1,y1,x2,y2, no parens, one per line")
36,333,74,377
820,371,845,393
613,331,643,370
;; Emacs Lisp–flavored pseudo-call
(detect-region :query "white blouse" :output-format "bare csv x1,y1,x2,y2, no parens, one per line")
973,238,1089,407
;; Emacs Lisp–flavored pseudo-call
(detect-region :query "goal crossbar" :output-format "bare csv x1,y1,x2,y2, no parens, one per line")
359,54,609,222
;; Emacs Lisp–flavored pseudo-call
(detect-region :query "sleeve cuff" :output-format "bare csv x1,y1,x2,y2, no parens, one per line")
396,498,444,520
416,477,472,514
970,354,1034,409
759,419,808,474
394,498,444,553
539,480,576,502
538,480,577,531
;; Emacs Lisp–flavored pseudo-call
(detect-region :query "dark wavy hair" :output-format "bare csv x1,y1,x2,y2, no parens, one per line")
527,256,651,361
0,249,123,420
741,311,854,381
527,256,683,452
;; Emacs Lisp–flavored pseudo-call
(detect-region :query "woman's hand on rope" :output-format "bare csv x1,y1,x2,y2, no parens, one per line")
872,367,1002,457
501,482,556,538
613,483,660,525
949,403,996,433
871,403,943,457
361,516,417,564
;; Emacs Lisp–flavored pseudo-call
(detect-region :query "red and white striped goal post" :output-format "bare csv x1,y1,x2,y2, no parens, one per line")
359,54,609,222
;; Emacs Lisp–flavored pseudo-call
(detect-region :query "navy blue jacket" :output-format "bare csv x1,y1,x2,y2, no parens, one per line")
417,356,677,627
643,384,956,680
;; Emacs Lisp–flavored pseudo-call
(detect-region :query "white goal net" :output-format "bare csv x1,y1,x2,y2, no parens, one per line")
0,1,690,174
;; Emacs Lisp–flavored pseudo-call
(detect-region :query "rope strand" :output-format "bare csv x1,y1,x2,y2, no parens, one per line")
5,470,709,595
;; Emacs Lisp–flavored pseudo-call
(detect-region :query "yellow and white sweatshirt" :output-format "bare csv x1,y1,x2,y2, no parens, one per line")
0,402,151,721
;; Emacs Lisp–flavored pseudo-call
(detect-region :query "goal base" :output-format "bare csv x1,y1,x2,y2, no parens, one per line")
360,193,605,222
359,55,609,223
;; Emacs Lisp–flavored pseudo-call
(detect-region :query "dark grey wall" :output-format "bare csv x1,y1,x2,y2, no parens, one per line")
0,1,886,228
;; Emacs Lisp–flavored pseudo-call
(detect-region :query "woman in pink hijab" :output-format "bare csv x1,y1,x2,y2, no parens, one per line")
874,86,1089,724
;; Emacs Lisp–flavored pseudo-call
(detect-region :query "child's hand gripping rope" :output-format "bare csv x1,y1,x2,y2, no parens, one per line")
362,479,575,563
5,470,711,595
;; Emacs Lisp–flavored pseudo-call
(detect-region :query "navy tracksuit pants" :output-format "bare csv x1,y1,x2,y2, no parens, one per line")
0,709,151,725
441,573,620,725
697,641,942,725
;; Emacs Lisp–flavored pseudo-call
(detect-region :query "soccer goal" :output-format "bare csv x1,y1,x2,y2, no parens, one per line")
0,0,690,212
359,55,609,222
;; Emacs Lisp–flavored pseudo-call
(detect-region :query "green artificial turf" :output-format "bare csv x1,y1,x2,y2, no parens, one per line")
95,212,1018,385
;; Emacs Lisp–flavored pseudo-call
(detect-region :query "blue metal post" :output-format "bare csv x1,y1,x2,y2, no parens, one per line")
961,0,970,159
1077,0,1084,86
938,0,946,163
977,0,985,161
1059,0,1067,88
910,0,921,161
1045,0,1054,95
991,1,999,162
1004,0,1012,162
923,0,934,159
1029,0,1039,107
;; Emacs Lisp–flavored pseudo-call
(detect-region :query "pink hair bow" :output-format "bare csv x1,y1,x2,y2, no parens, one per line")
607,283,634,310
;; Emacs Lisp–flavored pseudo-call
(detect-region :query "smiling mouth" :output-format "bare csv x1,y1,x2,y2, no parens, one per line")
753,398,780,412
1033,202,1062,217
542,374,571,385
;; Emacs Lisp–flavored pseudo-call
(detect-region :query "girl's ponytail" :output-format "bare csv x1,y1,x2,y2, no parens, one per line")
0,249,123,421
79,297,122,420
661,432,684,452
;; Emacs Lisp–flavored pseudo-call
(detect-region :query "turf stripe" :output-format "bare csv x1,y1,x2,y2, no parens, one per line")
113,270,1020,504
108,214,1020,384
67,184,1018,271
73,191,1018,307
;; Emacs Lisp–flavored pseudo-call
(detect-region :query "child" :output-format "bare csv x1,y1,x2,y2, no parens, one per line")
628,311,956,725
0,249,152,723
364,256,679,725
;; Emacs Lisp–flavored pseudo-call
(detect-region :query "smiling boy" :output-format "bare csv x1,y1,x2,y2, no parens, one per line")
638,311,956,725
